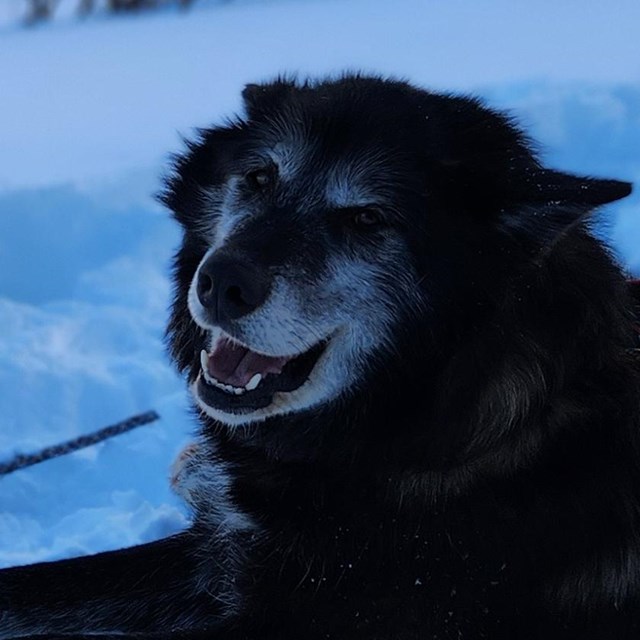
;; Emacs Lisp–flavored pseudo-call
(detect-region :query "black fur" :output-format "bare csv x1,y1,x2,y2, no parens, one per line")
1,75,638,639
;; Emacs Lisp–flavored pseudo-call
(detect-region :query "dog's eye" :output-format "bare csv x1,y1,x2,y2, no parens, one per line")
350,207,385,230
246,168,275,189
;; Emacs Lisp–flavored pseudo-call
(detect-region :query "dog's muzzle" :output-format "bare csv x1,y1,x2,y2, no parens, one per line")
192,255,330,415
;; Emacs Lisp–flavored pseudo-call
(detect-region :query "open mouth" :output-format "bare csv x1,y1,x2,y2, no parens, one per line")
196,334,328,413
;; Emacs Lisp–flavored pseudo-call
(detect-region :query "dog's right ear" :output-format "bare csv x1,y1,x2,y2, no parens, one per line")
500,169,633,249
524,169,633,208
242,79,296,119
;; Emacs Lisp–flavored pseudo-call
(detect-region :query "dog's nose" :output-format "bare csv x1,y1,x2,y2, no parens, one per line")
196,255,271,323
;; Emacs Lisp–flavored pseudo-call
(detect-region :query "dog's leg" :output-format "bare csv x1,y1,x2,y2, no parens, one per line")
0,531,222,638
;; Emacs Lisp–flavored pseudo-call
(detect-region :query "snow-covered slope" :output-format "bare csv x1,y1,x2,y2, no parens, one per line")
0,0,638,567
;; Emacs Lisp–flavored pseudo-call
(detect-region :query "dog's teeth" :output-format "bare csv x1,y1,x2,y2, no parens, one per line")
200,349,209,373
246,373,262,391
203,371,216,386
201,365,214,385
219,382,241,395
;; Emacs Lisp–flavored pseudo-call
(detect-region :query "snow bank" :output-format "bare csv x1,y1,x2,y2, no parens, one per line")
0,184,193,566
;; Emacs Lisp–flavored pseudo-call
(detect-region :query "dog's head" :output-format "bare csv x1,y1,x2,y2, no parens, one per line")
162,76,631,427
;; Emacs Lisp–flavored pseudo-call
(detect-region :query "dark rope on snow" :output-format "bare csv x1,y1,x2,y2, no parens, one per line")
0,410,160,476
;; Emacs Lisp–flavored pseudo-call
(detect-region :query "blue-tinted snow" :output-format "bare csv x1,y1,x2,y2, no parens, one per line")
0,0,638,567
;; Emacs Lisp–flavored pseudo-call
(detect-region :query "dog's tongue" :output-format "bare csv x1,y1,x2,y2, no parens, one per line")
208,338,290,388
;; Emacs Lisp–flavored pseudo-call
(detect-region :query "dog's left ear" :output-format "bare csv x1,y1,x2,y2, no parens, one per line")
503,169,632,246
242,79,296,119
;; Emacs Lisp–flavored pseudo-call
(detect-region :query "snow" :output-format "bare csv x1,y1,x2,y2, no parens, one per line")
0,0,639,567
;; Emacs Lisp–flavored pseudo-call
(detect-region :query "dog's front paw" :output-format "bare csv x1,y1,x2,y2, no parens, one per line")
170,442,201,506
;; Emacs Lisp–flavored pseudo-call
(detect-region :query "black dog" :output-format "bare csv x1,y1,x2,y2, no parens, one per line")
1,75,638,639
